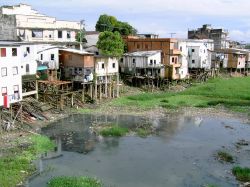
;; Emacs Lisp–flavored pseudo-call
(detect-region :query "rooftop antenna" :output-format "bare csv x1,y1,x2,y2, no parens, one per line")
169,32,176,38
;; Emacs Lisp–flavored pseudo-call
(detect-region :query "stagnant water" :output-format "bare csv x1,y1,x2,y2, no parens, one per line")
28,113,250,187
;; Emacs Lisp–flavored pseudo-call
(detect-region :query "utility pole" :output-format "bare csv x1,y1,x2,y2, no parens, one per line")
80,19,85,51
169,33,176,38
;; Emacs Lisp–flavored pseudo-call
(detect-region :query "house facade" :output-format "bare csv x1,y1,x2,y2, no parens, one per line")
124,38,181,80
0,42,22,107
178,39,214,70
120,51,163,77
59,49,94,82
188,24,229,50
0,4,81,45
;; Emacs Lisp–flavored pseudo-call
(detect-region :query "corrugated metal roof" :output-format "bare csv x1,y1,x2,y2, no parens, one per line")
124,50,161,57
60,48,94,55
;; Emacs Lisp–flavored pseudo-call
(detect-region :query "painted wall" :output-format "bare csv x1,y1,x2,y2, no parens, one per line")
95,57,118,77
0,45,22,106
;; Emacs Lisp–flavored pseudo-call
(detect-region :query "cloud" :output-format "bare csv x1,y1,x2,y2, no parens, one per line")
230,30,250,43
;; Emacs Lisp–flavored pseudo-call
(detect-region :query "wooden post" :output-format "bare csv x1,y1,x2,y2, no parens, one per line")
116,73,119,98
99,84,102,100
109,80,112,98
82,84,85,102
20,104,23,124
90,84,93,99
35,80,39,100
105,76,108,98
95,80,97,100
60,95,64,110
71,93,74,107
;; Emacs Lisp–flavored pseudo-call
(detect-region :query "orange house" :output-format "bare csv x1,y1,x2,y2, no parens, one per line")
59,49,94,82
124,37,181,80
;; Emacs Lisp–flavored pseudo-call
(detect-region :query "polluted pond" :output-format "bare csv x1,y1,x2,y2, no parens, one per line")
27,113,250,187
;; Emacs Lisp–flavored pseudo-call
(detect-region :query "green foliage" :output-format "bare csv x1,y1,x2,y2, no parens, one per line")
76,31,87,43
232,166,250,182
216,151,234,163
95,14,117,32
100,125,129,137
97,31,124,57
47,176,102,187
95,14,137,36
136,128,151,138
0,135,54,187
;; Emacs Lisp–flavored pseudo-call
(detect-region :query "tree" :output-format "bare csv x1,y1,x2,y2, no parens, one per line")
95,14,137,36
95,14,117,32
76,31,87,43
97,31,124,57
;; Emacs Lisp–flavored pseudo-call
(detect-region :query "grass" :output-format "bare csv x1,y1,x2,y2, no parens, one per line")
216,151,234,163
136,128,152,138
232,166,250,182
100,125,129,137
109,77,250,113
0,135,55,187
47,176,102,187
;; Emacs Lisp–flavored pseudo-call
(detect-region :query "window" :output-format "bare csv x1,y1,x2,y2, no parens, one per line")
13,85,19,100
150,59,153,65
192,60,195,64
133,59,136,64
137,44,140,49
192,49,195,52
32,30,43,38
175,58,177,64
1,67,7,77
26,47,30,53
239,62,240,65
1,87,7,96
120,58,123,63
102,63,105,69
67,31,71,39
26,64,30,73
172,57,175,63
58,31,62,38
112,63,116,68
180,46,182,51
12,48,17,56
40,54,43,60
0,48,6,57
51,54,55,61
12,66,18,75
154,60,156,64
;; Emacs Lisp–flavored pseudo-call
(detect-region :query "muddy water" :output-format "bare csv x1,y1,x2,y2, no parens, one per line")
29,114,250,187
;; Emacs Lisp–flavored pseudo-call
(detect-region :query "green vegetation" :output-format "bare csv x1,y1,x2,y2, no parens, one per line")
110,77,250,113
0,135,55,187
232,166,250,182
100,125,129,137
97,31,124,57
95,14,137,35
136,128,152,138
47,176,102,187
216,151,234,163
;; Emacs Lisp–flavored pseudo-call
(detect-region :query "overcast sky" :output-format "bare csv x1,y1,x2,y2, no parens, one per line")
1,0,250,43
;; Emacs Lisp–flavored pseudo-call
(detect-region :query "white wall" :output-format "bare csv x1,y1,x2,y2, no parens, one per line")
19,44,37,75
177,41,189,79
36,45,59,70
0,45,22,106
95,57,119,77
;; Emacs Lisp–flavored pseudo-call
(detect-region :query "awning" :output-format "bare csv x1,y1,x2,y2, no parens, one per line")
37,66,48,71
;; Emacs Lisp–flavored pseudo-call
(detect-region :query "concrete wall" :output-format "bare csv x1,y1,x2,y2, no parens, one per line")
0,14,18,41
20,44,37,75
0,45,22,106
95,57,118,77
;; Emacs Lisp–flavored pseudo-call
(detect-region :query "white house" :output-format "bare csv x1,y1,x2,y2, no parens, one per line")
95,56,119,80
0,4,81,44
121,50,163,77
178,39,214,70
177,41,189,79
0,42,22,107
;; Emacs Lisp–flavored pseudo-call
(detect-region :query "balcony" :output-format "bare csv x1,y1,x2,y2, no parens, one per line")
170,49,181,55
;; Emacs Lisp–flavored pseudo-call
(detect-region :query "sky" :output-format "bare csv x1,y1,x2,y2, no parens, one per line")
1,0,250,43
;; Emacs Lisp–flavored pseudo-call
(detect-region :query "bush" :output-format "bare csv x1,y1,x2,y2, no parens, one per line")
232,166,250,182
